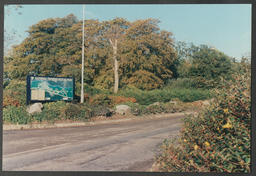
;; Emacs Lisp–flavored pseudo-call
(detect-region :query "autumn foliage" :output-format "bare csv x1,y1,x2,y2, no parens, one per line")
5,15,176,91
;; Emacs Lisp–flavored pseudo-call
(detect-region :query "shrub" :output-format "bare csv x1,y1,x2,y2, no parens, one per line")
85,85,111,95
32,101,66,122
3,79,10,89
3,80,26,107
94,70,114,90
121,102,147,116
118,87,211,105
90,105,112,117
162,101,186,113
62,101,114,119
32,102,94,122
155,71,251,172
109,95,136,106
169,88,211,102
3,106,32,124
124,70,164,90
122,101,187,116
167,77,218,89
62,103,91,120
146,104,166,114
89,94,112,107
63,103,82,119
191,77,219,89
166,78,197,89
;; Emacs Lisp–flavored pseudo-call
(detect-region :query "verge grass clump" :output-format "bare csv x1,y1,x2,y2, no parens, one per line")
155,70,251,172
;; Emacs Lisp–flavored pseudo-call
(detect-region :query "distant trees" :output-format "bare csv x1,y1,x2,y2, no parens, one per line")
188,45,232,80
174,42,232,88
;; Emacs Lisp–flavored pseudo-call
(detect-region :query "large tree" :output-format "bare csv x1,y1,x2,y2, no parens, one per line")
101,18,130,93
5,15,177,92
120,19,176,89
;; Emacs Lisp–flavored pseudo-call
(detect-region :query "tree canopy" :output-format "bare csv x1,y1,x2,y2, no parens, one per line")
5,14,177,90
175,42,232,82
5,14,236,92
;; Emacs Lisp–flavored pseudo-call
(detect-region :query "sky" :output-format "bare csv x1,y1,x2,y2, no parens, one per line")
4,4,251,59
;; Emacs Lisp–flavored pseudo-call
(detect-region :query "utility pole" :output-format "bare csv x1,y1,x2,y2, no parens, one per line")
80,4,85,103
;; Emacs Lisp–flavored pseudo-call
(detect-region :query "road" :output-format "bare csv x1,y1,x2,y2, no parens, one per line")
3,113,184,171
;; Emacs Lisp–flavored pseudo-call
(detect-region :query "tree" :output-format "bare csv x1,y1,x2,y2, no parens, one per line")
5,14,79,80
174,41,198,78
119,19,176,89
188,45,232,80
174,42,233,88
5,16,178,92
102,18,130,93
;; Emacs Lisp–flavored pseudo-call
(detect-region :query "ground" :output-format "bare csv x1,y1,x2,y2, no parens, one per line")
3,112,186,171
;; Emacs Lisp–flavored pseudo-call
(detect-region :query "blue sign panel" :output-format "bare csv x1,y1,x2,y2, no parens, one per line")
27,76,75,104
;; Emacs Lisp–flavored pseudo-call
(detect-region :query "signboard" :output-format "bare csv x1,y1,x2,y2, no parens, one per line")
27,76,75,104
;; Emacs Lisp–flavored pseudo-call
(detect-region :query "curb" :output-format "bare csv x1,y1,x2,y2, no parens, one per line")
3,112,193,131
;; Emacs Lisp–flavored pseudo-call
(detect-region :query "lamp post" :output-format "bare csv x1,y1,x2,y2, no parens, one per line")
80,4,85,103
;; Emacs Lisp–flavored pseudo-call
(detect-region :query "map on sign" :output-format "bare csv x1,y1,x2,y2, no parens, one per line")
29,76,74,101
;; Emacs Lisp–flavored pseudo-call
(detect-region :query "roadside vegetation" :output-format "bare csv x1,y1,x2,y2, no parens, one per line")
3,83,209,124
155,63,251,172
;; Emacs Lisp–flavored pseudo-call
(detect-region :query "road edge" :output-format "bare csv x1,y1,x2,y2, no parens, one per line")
3,112,194,131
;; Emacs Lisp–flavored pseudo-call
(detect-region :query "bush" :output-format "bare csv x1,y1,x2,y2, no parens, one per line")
3,80,26,107
89,94,112,107
155,71,251,172
122,101,187,116
62,103,91,120
89,105,112,117
118,87,211,105
3,106,32,124
124,70,164,90
32,101,66,122
109,95,136,106
85,84,111,95
63,103,82,119
146,104,166,114
121,102,147,116
166,78,197,89
94,70,114,90
32,102,95,122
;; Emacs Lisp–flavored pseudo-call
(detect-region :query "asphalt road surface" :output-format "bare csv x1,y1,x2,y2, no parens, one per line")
3,113,184,171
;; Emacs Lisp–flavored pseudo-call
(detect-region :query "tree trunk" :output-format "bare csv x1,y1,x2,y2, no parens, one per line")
113,39,119,94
